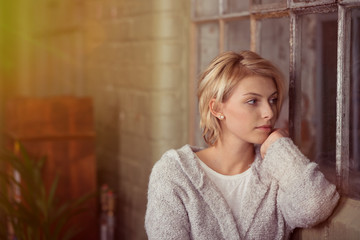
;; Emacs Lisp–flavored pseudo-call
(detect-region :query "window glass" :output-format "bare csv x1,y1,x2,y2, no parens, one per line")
194,0,218,18
259,17,289,80
192,0,359,199
251,0,287,5
293,0,335,2
300,12,337,184
223,0,249,14
224,19,250,52
197,22,219,74
259,17,290,129
350,7,360,199
195,22,219,147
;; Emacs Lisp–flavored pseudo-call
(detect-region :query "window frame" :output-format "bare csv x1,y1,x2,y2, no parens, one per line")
190,0,360,197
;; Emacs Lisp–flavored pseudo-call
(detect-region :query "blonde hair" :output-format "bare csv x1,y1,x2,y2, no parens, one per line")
197,50,286,145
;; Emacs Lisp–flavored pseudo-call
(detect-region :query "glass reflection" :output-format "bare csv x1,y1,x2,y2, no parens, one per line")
300,12,337,183
194,0,218,18
251,0,287,5
195,22,219,147
350,8,360,198
224,19,250,52
223,0,249,14
293,0,335,2
197,23,219,73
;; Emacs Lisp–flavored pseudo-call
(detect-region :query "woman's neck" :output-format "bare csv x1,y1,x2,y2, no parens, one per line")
197,139,255,175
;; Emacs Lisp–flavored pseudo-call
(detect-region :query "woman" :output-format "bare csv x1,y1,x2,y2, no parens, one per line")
145,51,339,240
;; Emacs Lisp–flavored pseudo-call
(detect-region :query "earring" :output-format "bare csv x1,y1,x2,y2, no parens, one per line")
219,115,224,120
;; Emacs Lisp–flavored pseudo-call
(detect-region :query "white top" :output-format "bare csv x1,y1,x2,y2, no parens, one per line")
146,141,340,240
198,158,253,221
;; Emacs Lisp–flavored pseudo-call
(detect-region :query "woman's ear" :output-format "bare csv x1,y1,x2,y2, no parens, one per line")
209,99,225,120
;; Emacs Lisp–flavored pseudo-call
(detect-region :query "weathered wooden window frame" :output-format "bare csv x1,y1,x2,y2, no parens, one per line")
190,0,360,196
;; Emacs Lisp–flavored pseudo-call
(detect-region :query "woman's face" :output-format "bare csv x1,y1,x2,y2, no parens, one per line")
219,75,278,145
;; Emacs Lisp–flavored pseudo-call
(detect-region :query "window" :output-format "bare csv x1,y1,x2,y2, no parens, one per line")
190,0,360,199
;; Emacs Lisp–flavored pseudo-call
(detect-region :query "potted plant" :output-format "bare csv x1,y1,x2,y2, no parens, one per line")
0,142,94,240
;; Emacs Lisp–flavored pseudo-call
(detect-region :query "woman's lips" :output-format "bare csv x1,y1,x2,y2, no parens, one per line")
256,125,273,132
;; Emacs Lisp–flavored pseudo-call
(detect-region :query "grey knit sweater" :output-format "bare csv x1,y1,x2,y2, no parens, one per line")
145,138,339,240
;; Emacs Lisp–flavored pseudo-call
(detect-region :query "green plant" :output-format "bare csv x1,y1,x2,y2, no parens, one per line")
0,143,94,240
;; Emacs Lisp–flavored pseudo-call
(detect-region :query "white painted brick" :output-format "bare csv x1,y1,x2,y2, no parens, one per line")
103,20,132,42
151,65,182,90
118,158,147,187
153,42,184,64
153,13,183,39
147,114,185,141
120,132,151,160
120,111,147,136
85,1,105,20
152,0,184,11
118,89,151,114
150,90,184,115
83,1,190,239
129,42,156,65
150,139,186,164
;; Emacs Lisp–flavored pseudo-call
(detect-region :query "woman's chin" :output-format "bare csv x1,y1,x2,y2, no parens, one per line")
252,135,268,145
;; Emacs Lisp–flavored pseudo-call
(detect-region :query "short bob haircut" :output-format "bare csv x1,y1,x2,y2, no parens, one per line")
197,50,286,146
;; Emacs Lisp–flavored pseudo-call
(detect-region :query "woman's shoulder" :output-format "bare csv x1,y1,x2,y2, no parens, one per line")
149,144,201,183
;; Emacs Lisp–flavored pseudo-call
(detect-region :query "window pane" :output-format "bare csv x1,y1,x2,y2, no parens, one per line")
251,0,286,5
194,0,218,18
259,17,290,129
293,0,335,2
259,17,289,78
223,0,249,14
195,22,219,147
300,12,337,184
197,22,219,73
350,8,360,199
224,19,250,52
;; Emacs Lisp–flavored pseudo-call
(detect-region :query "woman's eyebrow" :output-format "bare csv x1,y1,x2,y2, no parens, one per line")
242,91,278,97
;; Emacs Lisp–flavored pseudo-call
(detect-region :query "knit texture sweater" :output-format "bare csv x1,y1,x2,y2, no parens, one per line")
145,138,340,240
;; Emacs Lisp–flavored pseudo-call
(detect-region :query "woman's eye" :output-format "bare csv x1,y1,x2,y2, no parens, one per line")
247,99,257,105
269,98,278,105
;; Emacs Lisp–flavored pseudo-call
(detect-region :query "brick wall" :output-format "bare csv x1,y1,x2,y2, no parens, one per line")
84,0,190,239
1,0,190,239
3,1,360,240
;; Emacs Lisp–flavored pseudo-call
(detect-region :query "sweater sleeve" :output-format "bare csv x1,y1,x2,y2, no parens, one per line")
262,137,340,229
145,159,191,240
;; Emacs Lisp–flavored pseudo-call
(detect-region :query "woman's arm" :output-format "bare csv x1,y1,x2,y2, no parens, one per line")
260,132,340,229
145,160,191,240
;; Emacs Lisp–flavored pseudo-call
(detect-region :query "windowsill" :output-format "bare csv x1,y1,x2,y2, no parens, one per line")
292,197,360,239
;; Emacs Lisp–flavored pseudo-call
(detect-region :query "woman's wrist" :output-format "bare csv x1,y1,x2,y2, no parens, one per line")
260,128,289,158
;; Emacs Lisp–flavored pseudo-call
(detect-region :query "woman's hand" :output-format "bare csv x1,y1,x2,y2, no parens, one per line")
260,128,289,158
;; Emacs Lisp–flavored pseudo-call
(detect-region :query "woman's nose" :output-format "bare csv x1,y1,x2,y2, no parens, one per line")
261,102,274,119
